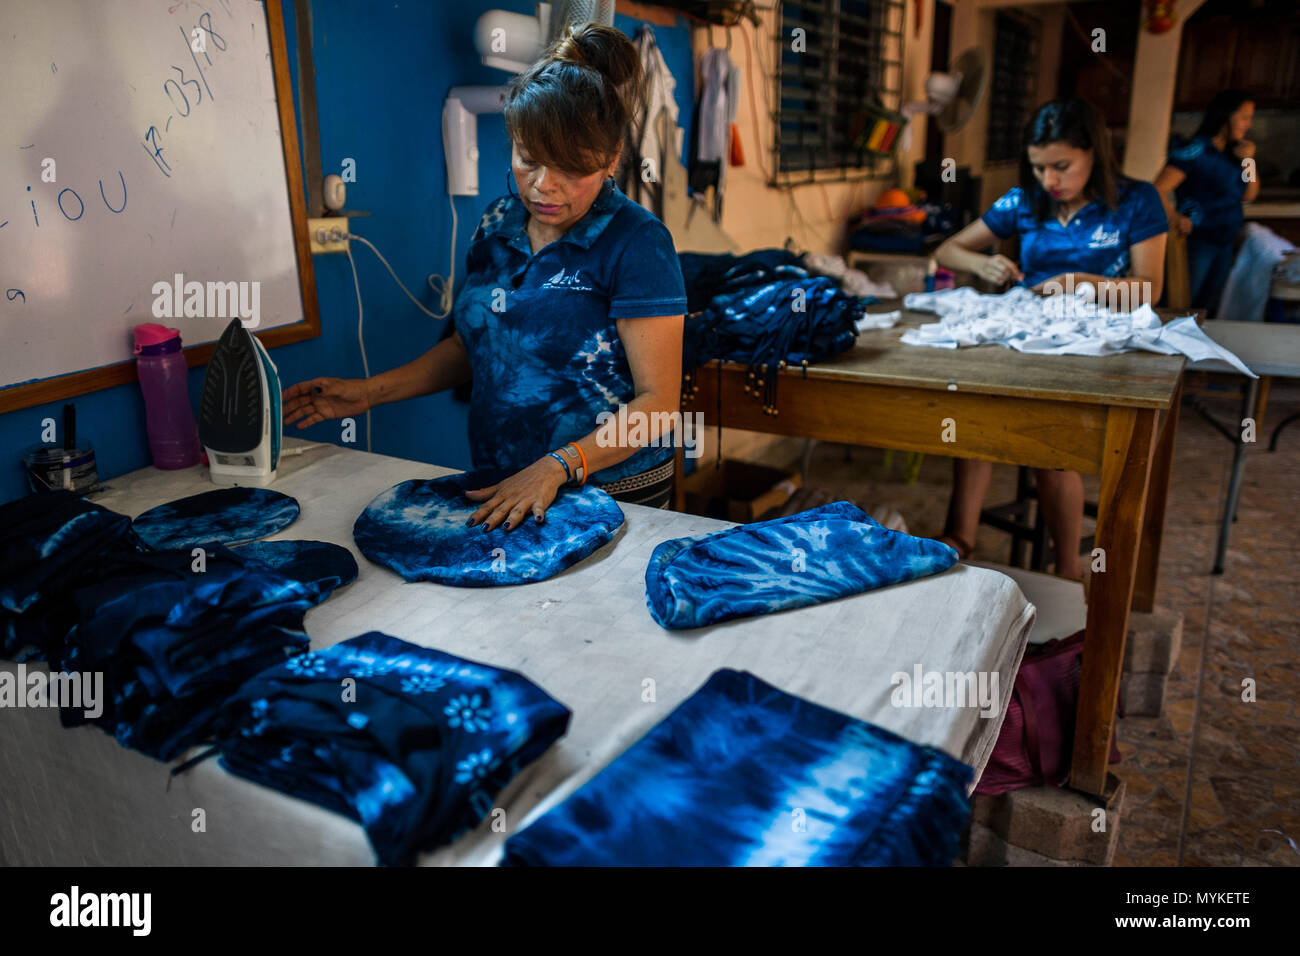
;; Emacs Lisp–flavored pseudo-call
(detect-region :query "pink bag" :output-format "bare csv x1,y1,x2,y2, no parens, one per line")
976,630,1121,796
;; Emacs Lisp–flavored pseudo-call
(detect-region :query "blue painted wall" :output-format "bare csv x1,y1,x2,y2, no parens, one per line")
0,0,695,503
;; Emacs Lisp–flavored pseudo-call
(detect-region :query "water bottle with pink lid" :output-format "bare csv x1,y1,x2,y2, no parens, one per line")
134,323,202,469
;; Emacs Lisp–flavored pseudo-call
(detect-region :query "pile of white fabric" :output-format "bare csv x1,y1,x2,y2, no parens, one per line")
900,286,1254,377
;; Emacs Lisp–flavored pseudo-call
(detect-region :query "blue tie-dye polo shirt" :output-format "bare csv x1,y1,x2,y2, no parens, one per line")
981,178,1168,288
454,179,688,485
1166,135,1247,246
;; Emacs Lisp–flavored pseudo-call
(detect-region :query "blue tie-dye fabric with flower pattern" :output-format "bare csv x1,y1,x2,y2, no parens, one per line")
214,631,572,866
353,469,624,586
502,668,973,866
130,487,300,551
453,179,688,485
645,501,958,629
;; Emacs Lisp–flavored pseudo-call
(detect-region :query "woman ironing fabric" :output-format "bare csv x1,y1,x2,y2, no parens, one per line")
931,98,1168,578
282,24,687,525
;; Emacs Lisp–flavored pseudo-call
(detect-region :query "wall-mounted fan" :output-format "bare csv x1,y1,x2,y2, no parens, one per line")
898,46,990,151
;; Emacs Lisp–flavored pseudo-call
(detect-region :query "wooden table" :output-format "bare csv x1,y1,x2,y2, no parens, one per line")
681,305,1186,798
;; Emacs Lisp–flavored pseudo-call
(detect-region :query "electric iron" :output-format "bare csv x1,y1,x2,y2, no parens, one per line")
199,318,282,487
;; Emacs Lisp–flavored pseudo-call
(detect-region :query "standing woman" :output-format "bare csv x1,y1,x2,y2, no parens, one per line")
931,99,1168,577
282,24,688,525
1154,90,1259,314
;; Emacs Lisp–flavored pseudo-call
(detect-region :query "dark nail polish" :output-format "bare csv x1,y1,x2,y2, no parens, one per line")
465,516,475,527
503,521,511,531
481,523,490,533
534,515,543,524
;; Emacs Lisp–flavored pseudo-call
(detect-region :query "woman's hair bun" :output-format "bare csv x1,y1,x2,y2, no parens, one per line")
549,22,639,93
503,22,645,177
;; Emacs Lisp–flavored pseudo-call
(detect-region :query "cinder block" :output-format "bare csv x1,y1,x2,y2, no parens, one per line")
1120,671,1169,717
965,774,1125,866
1123,607,1183,675
964,820,1092,866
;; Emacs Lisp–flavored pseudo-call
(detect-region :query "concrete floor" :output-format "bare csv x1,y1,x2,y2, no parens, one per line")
696,375,1300,867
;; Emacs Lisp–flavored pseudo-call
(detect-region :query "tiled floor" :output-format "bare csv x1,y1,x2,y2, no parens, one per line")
704,375,1300,867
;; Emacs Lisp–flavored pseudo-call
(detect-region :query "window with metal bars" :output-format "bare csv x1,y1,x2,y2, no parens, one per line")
986,12,1040,164
775,0,906,184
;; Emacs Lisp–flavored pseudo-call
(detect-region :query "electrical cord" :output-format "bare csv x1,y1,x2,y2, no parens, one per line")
337,193,461,454
343,243,372,453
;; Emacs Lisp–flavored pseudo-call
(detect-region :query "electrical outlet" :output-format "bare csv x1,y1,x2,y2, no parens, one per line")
308,217,349,254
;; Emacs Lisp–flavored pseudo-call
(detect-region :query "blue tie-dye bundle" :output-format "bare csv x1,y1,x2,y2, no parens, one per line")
131,487,300,551
502,668,973,866
1,490,146,660
353,470,625,586
645,501,958,629
233,540,359,600
214,632,572,866
677,252,865,411
53,544,328,760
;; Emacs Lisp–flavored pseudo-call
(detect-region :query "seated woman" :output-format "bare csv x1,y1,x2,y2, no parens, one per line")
1154,90,1259,315
931,98,1168,578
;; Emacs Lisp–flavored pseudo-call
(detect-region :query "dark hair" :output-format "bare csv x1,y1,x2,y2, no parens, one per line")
503,23,645,178
1019,98,1119,222
1194,89,1253,148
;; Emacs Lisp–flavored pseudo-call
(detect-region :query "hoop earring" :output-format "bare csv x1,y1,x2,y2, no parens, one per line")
505,167,520,200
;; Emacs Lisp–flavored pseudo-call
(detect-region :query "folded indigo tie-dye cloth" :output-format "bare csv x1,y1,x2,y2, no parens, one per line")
54,544,324,760
353,469,624,586
0,490,144,659
214,632,572,866
644,501,958,629
130,486,301,551
501,669,973,866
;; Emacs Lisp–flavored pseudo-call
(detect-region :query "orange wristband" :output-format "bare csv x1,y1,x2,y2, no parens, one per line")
566,442,588,486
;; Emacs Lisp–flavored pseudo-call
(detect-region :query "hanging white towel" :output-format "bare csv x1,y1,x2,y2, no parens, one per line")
627,25,683,215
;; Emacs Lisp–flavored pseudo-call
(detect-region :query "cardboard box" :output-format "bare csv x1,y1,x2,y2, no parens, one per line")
682,459,801,524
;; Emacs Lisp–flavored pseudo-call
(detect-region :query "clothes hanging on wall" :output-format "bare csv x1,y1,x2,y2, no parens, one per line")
621,25,684,218
214,631,572,867
901,286,1256,377
352,470,625,587
501,668,973,866
644,501,958,630
689,47,740,221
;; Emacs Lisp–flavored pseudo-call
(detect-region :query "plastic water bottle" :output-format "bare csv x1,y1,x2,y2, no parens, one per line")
134,323,202,469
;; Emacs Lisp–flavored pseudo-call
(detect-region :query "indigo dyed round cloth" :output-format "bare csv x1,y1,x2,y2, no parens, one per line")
353,470,625,586
131,487,300,551
232,540,359,598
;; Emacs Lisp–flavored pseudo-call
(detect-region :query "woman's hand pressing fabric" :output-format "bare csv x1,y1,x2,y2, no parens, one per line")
464,456,568,532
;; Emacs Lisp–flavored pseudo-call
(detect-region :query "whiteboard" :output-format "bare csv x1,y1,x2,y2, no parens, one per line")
0,0,306,389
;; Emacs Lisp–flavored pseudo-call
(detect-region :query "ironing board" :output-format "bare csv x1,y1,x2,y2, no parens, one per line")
0,439,1034,866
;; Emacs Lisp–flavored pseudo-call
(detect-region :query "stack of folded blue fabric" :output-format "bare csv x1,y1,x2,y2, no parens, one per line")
0,489,358,761
213,632,572,866
502,669,973,866
1,490,145,661
53,544,327,760
677,252,865,413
